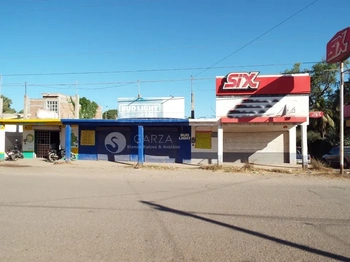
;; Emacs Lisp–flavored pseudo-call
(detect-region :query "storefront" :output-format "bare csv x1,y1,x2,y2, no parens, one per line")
61,119,191,163
189,72,311,165
215,72,310,165
0,119,63,159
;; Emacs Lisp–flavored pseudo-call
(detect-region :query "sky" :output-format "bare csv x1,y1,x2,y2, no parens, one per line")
0,0,349,118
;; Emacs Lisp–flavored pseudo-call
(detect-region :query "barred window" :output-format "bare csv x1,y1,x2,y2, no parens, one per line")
46,100,58,113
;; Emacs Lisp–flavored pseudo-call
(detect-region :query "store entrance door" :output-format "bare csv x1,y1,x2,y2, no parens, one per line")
35,130,60,158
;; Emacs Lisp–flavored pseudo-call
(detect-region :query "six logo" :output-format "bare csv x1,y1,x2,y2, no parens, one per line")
104,132,127,154
327,29,349,63
223,72,260,90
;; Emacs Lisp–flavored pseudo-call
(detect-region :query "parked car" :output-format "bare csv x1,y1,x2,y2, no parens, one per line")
322,146,350,168
296,149,311,164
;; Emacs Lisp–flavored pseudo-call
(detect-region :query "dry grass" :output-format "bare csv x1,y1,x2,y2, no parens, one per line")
130,160,350,179
309,158,331,171
240,160,255,171
200,164,223,171
134,163,180,170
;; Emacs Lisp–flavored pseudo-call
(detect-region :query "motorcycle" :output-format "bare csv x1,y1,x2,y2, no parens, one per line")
47,147,76,162
5,139,24,161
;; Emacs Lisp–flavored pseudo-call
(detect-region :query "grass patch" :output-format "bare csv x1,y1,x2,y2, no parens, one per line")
134,163,180,170
240,160,255,171
309,158,331,171
200,164,223,171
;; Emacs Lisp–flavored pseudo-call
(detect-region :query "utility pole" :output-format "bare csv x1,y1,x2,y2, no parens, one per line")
24,82,28,119
340,62,344,174
75,81,79,119
191,75,195,119
0,75,3,118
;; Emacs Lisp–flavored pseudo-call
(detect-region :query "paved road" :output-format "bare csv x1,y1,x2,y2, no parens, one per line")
0,160,349,262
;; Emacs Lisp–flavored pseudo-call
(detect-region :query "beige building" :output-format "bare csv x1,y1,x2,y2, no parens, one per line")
27,93,102,119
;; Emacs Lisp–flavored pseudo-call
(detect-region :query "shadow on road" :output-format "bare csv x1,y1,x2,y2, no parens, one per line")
140,201,349,262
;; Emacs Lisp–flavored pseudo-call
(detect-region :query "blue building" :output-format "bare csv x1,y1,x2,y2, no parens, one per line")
61,118,191,164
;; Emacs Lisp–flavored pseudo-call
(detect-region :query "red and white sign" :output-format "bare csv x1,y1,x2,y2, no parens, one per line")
309,111,324,118
326,27,350,64
223,72,260,90
216,73,310,96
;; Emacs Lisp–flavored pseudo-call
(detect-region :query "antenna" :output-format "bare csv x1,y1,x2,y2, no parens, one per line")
137,80,141,98
191,75,195,119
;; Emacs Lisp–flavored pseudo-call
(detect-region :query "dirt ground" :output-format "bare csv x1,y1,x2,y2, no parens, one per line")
0,158,349,180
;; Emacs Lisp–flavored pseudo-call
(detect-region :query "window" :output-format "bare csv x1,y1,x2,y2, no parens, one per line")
46,100,58,113
80,130,95,146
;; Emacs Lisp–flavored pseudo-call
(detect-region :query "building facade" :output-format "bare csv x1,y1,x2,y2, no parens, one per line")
191,72,311,165
28,93,102,119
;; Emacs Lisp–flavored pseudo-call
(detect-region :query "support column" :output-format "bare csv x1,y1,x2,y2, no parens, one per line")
301,123,308,170
65,124,71,163
0,125,5,161
138,125,144,165
218,123,223,165
289,126,297,164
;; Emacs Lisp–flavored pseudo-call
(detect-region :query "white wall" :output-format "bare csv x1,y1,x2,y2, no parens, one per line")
162,97,185,118
191,124,295,164
216,95,309,118
118,97,185,119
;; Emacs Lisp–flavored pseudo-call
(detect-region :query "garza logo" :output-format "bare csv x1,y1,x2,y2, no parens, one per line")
223,72,260,90
104,132,127,154
327,29,349,62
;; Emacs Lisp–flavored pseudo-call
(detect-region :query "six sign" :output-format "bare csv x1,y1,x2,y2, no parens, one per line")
326,27,350,64
223,72,260,90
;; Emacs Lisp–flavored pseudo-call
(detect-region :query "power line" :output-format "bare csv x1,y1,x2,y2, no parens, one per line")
194,0,321,77
2,61,320,77
1,67,344,90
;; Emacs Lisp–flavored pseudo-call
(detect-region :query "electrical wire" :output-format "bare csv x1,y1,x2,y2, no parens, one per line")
2,61,320,77
194,0,321,77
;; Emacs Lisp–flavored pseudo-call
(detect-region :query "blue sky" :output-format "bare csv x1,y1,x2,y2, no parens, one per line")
0,0,349,118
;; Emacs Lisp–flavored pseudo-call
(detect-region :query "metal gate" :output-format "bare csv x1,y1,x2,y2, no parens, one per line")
35,130,50,158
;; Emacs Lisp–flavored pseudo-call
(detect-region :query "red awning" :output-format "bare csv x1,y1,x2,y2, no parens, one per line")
220,116,307,124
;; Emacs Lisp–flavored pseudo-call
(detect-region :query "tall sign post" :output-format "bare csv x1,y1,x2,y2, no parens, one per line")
326,27,350,174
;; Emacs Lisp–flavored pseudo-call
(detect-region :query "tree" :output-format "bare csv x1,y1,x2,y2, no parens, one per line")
282,62,305,74
1,95,16,113
284,61,338,139
103,109,118,119
69,96,99,119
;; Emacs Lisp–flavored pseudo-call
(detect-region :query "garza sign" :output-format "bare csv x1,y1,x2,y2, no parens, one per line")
223,72,260,90
326,27,350,64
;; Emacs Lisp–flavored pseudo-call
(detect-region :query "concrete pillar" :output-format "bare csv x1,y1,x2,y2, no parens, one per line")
138,125,144,165
65,124,71,163
218,123,223,165
301,123,308,169
289,126,297,164
0,125,5,161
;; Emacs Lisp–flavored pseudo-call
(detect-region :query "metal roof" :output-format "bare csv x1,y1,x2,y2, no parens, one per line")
0,119,62,125
61,118,189,126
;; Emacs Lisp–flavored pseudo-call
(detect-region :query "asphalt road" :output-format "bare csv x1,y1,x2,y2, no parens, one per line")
0,160,349,262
